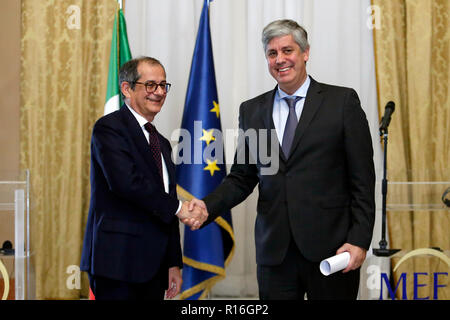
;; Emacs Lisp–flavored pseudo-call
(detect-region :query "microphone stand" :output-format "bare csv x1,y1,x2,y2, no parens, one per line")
373,126,400,257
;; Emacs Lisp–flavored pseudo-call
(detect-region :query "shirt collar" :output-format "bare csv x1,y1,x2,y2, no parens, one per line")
125,103,149,128
276,75,311,100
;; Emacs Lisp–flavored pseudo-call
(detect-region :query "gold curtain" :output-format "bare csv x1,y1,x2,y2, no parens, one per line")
20,0,118,299
373,0,450,299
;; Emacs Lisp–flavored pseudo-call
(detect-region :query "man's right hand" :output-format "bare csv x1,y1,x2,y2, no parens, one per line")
177,200,208,230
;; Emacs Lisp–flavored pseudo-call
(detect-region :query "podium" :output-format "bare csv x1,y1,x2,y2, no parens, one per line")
385,180,450,258
0,170,35,300
373,180,450,255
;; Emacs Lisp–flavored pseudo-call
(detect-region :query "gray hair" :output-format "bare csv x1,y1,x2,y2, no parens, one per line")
119,56,165,98
262,19,310,53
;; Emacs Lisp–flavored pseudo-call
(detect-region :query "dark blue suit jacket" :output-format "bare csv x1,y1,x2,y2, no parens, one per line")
80,105,182,283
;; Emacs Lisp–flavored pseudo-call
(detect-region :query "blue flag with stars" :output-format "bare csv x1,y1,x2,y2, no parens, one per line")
176,0,235,300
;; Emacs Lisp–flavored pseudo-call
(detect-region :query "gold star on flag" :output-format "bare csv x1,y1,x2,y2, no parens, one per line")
203,159,220,176
199,129,216,145
210,101,220,118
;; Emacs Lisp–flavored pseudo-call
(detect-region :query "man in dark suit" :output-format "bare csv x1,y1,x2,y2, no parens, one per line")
80,57,207,300
188,19,375,300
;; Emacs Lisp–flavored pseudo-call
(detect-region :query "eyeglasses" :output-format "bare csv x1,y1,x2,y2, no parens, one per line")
134,81,171,93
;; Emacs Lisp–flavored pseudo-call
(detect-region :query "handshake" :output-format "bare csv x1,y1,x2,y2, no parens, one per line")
177,198,208,230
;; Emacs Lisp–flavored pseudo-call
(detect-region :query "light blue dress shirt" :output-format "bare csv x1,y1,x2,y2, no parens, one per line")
272,75,311,144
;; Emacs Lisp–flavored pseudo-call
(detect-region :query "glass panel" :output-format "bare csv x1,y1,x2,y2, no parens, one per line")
0,170,35,300
384,181,450,211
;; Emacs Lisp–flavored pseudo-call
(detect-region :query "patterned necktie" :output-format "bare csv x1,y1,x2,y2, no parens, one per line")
144,122,163,181
282,96,302,158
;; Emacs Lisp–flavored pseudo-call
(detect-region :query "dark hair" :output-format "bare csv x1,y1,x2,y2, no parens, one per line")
119,56,166,99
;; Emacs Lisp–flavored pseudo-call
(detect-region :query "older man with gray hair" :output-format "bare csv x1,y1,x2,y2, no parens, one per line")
81,56,207,300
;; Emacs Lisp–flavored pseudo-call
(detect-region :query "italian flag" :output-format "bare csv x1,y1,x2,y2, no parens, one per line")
103,7,132,115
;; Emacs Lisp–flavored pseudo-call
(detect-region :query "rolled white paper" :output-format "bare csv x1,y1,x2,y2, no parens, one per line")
319,252,350,276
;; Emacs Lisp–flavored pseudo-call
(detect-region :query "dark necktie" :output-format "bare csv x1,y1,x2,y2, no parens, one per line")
282,96,302,158
144,122,163,181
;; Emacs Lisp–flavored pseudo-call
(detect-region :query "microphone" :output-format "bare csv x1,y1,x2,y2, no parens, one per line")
0,240,14,255
379,101,395,134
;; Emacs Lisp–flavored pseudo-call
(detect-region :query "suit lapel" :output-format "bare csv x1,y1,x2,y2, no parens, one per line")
261,88,277,131
119,106,164,185
288,77,324,158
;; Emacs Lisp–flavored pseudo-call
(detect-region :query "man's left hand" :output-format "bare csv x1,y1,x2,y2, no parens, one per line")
336,243,367,273
166,266,182,299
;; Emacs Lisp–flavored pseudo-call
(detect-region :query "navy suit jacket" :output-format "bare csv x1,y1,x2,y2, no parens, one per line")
203,77,375,265
80,105,182,283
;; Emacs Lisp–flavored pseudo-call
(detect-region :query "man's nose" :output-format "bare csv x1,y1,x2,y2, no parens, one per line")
275,53,285,64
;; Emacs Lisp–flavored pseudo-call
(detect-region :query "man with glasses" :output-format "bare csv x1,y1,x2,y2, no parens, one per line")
80,56,207,300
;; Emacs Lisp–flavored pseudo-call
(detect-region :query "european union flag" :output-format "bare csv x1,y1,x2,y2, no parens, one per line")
176,0,234,300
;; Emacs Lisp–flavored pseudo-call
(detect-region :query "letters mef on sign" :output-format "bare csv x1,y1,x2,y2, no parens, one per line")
368,249,450,300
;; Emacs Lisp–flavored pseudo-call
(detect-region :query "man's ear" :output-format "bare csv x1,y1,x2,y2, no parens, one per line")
303,47,310,63
121,81,132,99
